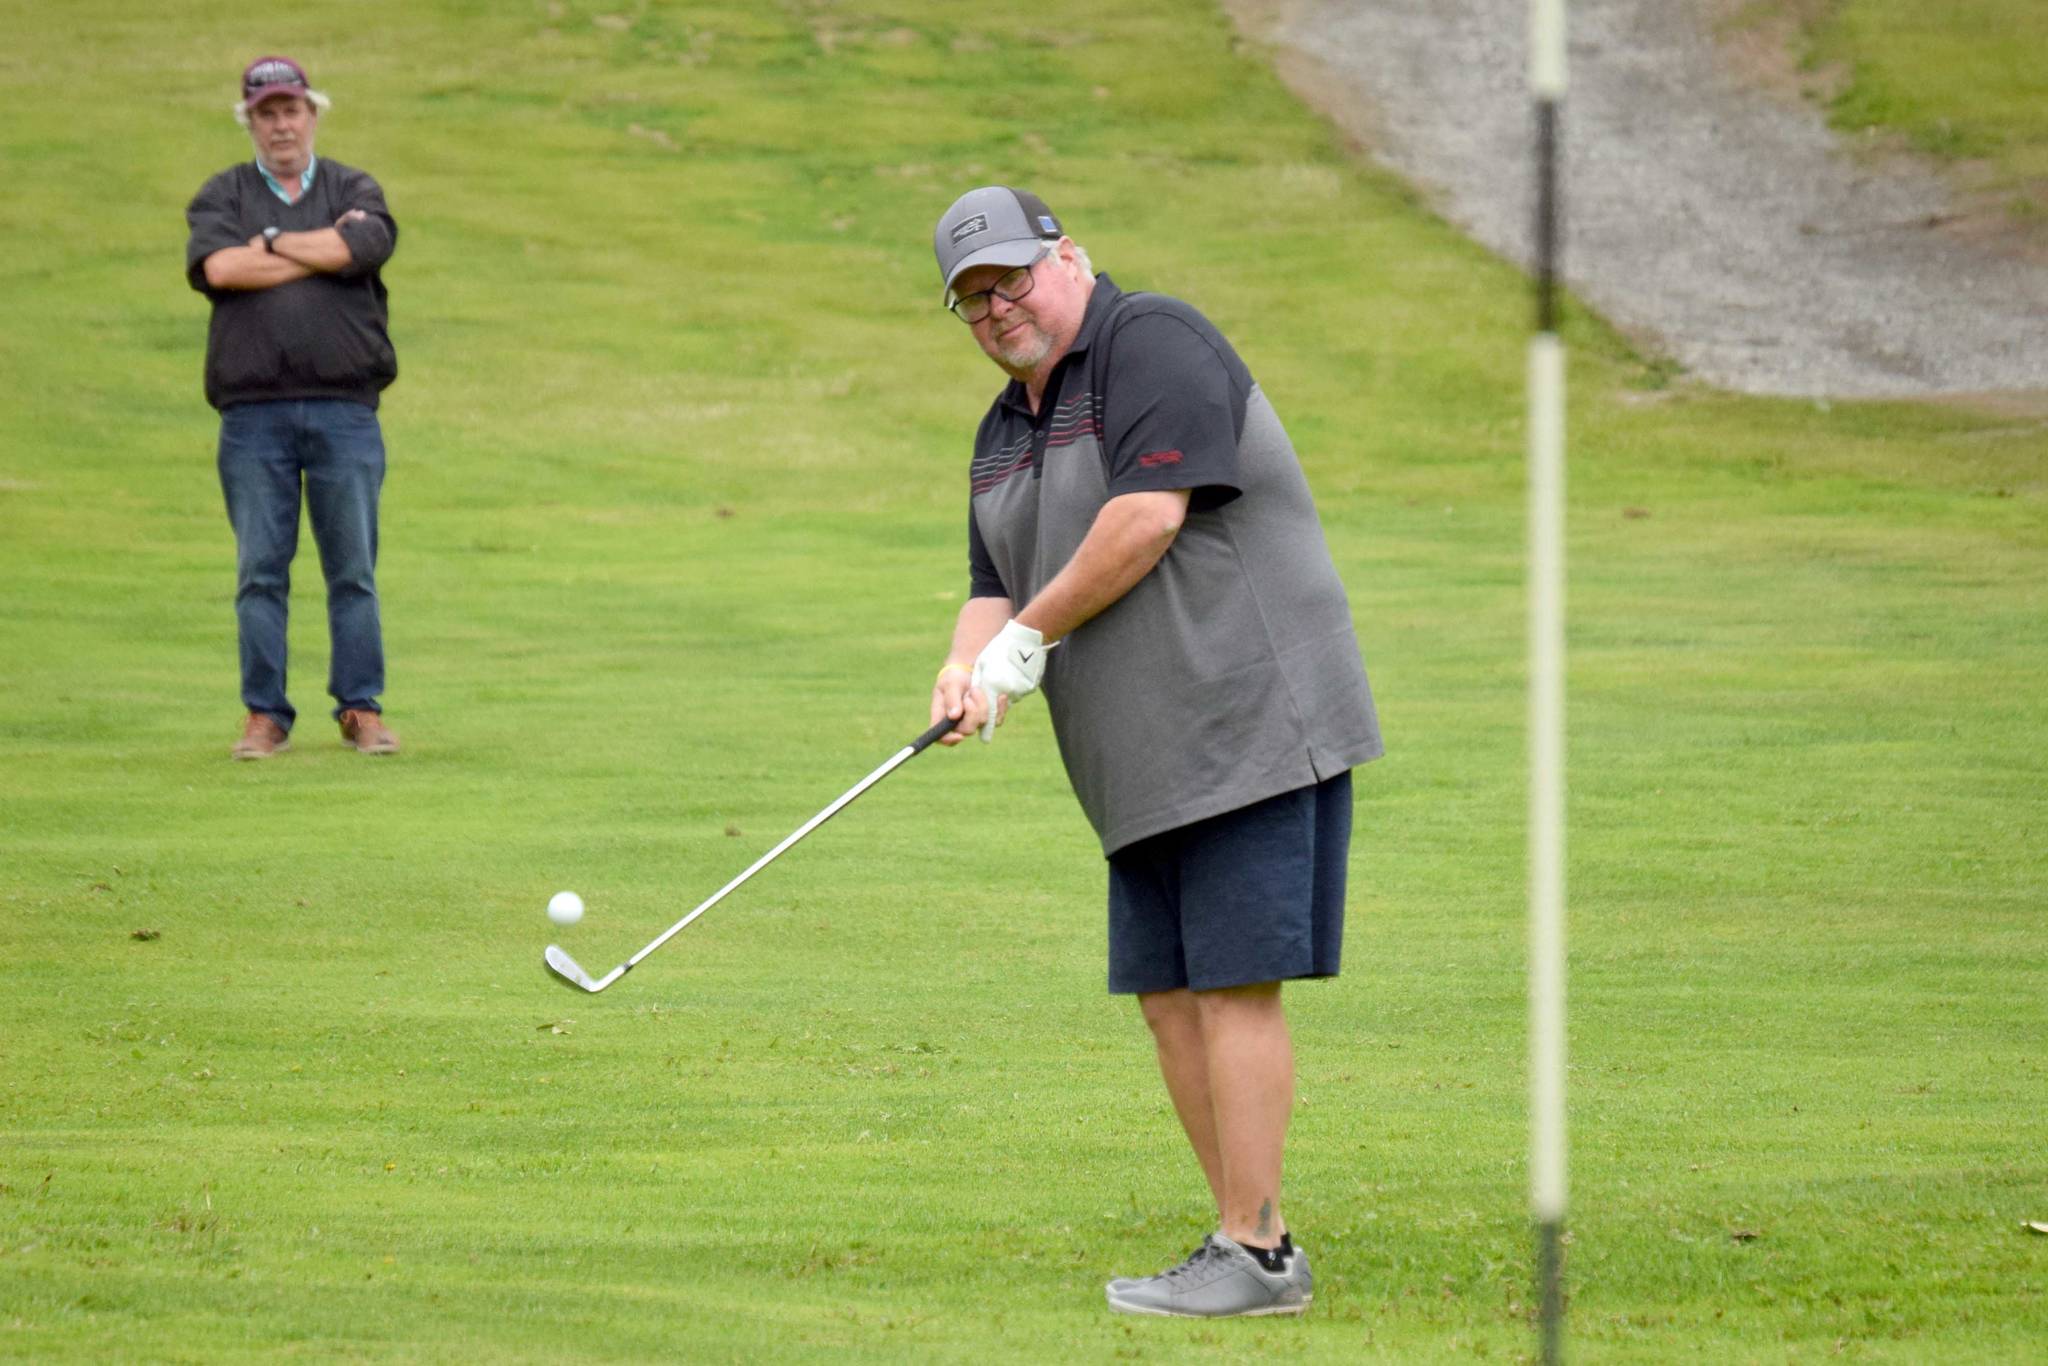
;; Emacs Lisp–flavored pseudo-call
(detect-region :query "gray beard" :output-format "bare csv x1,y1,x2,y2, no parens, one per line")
997,327,1054,373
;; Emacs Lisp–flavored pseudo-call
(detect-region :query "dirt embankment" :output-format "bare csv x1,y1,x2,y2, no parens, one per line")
1223,0,2048,403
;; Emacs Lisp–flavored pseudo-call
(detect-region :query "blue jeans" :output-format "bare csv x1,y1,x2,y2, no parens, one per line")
217,399,387,729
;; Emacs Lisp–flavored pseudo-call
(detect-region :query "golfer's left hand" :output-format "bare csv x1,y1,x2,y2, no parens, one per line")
932,663,1000,746
969,619,1051,743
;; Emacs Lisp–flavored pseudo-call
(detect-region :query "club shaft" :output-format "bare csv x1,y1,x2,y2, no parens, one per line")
624,717,955,968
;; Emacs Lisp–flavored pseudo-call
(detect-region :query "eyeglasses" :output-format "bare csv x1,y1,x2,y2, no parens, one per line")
946,249,1051,323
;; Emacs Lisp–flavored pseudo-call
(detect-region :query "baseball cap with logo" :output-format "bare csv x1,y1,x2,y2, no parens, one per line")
933,187,1063,297
241,56,313,107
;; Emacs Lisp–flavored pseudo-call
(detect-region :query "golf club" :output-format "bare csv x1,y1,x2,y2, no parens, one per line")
544,714,961,993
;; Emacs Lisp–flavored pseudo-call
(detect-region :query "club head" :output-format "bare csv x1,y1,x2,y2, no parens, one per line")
544,944,628,994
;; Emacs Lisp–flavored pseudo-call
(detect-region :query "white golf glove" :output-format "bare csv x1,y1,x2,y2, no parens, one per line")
969,618,1052,743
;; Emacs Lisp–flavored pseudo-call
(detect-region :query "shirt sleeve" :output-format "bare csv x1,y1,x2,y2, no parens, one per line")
1099,311,1244,512
333,169,398,278
967,503,1008,600
184,174,245,294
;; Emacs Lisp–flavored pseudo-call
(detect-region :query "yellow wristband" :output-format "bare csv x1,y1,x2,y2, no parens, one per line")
935,663,972,684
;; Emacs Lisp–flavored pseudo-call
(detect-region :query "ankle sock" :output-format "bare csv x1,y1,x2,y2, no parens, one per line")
1243,1232,1295,1272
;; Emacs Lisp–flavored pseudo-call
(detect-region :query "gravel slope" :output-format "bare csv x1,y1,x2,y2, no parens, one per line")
1224,0,2047,399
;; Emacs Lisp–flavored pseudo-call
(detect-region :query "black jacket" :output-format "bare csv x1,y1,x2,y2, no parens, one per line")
184,158,399,410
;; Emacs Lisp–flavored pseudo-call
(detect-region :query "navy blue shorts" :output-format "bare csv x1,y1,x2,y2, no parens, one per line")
1106,771,1352,995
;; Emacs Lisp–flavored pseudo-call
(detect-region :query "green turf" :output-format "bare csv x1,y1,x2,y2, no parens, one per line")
3,1,2046,1360
1805,1,2048,217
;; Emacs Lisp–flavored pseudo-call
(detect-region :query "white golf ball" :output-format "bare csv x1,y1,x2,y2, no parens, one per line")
546,891,584,926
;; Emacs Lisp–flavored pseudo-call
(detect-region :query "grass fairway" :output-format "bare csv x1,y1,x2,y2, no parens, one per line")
4,1,2046,1360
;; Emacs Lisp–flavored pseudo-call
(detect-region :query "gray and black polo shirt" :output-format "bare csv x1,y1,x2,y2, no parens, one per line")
966,274,1382,854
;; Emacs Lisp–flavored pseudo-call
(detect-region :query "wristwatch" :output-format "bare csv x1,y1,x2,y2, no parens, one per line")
262,226,281,253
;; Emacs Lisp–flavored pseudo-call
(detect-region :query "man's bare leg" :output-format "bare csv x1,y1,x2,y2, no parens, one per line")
1194,981,1293,1247
1138,988,1225,1217
1108,982,1310,1316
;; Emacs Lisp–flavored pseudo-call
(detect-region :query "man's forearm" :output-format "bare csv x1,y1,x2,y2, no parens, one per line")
203,246,315,290
1014,489,1190,643
271,227,355,273
946,595,1015,668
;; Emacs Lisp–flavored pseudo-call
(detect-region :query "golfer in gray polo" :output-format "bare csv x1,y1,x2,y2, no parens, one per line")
924,187,1382,1317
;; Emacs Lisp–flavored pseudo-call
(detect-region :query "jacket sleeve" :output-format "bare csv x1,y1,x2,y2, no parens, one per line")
185,172,246,294
334,168,397,278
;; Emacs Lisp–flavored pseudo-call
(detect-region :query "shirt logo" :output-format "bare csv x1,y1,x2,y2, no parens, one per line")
1137,450,1185,468
949,213,989,246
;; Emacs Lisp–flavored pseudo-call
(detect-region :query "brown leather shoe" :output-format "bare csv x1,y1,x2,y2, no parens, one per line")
231,712,290,760
339,708,400,755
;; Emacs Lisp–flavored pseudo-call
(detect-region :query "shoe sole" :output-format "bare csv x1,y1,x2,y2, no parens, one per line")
1105,1295,1310,1318
342,737,399,754
231,741,290,761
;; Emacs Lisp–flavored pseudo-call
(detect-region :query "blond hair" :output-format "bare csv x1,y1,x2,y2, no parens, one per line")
233,88,330,128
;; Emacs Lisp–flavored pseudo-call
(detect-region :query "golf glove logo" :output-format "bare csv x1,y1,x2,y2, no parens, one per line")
970,618,1052,743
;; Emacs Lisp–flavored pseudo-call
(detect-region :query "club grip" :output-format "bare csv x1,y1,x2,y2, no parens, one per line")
910,715,961,754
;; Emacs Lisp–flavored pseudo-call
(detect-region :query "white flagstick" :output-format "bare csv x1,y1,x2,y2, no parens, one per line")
1528,2,1569,1362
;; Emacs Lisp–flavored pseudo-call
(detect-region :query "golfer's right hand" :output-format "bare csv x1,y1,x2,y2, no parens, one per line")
931,663,998,747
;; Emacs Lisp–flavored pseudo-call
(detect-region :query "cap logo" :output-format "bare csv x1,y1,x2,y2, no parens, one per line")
244,59,307,94
948,213,988,246
1038,215,1059,234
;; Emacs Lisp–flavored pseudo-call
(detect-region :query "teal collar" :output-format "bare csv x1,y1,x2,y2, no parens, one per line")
257,155,318,204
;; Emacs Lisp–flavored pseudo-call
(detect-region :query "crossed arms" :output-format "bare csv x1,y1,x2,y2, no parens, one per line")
200,209,375,290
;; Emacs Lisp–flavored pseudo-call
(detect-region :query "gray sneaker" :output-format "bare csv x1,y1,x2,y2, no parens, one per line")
1107,1238,1214,1294
1105,1233,1312,1317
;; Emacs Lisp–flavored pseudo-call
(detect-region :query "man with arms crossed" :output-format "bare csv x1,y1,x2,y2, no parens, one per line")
926,187,1382,1317
186,56,401,759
